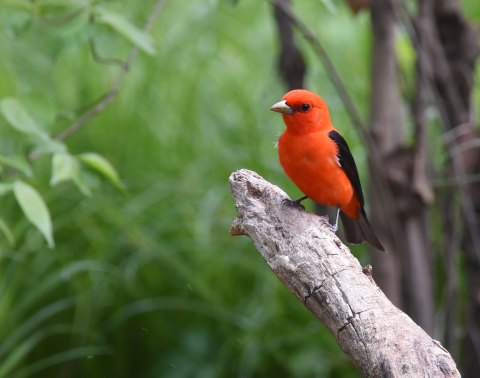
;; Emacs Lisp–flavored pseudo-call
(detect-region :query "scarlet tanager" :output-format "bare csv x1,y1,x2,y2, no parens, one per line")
271,89,384,251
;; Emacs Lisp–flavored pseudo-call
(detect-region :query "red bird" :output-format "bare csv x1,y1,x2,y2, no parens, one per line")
271,89,384,251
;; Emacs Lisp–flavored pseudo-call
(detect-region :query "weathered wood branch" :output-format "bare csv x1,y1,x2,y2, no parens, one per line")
229,169,459,377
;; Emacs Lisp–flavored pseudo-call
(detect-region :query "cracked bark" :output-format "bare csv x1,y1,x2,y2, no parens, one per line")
229,169,459,377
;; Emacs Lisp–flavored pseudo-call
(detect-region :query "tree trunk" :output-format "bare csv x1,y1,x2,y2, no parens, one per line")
369,0,438,337
229,169,460,377
429,1,480,375
368,0,407,314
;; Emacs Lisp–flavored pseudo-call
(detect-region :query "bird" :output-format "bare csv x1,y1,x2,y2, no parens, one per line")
270,89,384,251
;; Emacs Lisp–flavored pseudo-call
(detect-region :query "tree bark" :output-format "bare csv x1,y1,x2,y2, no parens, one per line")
368,0,405,311
229,169,460,377
369,0,436,336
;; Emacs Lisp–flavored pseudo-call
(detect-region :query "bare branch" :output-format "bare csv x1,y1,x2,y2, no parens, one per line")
229,169,460,377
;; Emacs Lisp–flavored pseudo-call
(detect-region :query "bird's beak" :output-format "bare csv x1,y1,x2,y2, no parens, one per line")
270,100,293,115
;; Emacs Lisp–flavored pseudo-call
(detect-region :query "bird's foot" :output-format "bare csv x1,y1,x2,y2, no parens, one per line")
282,196,307,211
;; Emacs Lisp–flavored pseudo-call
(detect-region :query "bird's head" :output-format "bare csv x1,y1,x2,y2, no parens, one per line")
270,89,332,134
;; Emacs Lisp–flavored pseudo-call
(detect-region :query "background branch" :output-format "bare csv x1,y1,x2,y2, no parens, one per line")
53,0,167,143
271,0,306,90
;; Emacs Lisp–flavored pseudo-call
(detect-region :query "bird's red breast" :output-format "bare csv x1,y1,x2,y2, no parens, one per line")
272,89,360,219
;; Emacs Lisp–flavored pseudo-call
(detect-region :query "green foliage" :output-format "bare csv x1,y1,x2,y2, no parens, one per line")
50,152,79,187
0,0,371,376
0,97,47,138
78,152,124,190
93,6,156,55
13,180,54,248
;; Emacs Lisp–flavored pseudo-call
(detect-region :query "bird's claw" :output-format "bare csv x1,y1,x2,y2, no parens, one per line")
282,198,305,211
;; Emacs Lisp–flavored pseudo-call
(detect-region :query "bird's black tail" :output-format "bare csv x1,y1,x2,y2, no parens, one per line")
340,209,385,251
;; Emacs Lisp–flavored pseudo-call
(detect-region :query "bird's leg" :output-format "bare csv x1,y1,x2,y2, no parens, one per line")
282,195,308,210
331,208,340,233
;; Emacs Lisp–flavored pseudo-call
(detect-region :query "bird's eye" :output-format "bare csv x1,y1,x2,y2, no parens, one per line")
300,103,311,112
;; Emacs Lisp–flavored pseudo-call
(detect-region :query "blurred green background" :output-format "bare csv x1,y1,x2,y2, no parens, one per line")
0,0,478,377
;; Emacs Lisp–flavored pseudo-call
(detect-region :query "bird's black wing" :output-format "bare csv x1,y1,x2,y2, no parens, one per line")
328,130,365,206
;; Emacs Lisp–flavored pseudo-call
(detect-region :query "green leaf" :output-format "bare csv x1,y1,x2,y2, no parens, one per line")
79,152,124,189
0,216,15,247
50,152,78,186
0,97,46,138
13,180,54,248
72,170,92,197
94,7,156,55
0,155,32,177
